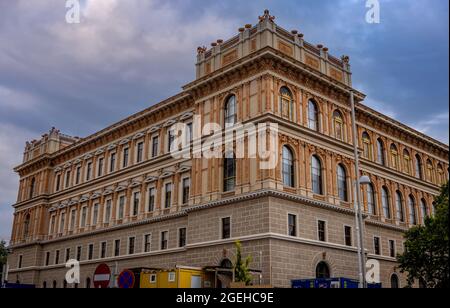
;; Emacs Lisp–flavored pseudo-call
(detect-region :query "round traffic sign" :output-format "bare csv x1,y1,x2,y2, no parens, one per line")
93,263,111,289
118,270,135,289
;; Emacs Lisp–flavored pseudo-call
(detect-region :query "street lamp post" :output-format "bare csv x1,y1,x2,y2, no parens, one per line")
350,91,369,288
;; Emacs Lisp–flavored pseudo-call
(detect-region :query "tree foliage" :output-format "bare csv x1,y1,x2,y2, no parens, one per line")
0,240,7,267
397,182,449,288
234,241,253,286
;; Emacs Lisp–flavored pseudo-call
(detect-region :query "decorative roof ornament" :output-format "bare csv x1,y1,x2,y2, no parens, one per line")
259,9,275,23
341,55,350,64
197,46,207,55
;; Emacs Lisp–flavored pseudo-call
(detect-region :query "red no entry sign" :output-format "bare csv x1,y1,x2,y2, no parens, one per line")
93,263,111,289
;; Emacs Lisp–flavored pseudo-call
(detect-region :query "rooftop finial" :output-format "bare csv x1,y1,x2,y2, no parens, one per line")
259,9,275,23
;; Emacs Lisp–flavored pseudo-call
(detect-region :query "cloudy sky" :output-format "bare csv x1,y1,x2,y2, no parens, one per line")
0,0,448,242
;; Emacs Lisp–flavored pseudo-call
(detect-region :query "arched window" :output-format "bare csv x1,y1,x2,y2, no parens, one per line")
415,155,423,180
311,155,323,195
408,195,417,225
280,87,294,121
337,164,348,201
316,262,330,279
432,202,437,216
390,144,399,169
23,214,31,238
426,160,434,183
29,177,36,199
377,138,386,166
220,259,233,269
403,150,411,174
53,280,57,289
437,164,444,184
420,199,428,225
395,191,404,223
333,110,344,141
282,146,295,187
362,133,372,160
223,152,236,192
43,281,47,289
308,100,319,131
367,184,377,215
390,274,399,288
382,186,391,219
86,277,91,289
224,95,237,126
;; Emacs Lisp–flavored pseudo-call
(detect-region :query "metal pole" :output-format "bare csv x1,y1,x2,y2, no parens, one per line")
353,181,364,288
350,91,366,288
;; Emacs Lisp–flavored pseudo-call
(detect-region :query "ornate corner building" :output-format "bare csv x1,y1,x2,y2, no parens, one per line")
7,11,449,288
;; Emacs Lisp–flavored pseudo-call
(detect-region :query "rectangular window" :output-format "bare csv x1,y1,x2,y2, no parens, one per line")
148,187,155,212
168,272,176,282
80,207,87,228
133,192,140,216
55,250,60,265
318,220,326,242
18,255,23,269
288,214,297,237
165,183,172,209
186,122,193,144
50,215,56,234
344,226,352,247
152,137,159,158
45,252,50,266
75,166,81,185
65,248,71,262
65,171,71,188
118,196,125,220
182,178,190,205
374,237,381,255
69,209,76,231
100,242,107,259
389,240,396,258
168,130,175,152
88,244,94,260
76,246,82,261
222,217,231,239
144,234,152,253
104,200,112,223
128,237,135,255
136,142,144,163
59,212,66,234
123,148,129,168
98,157,104,177
161,231,168,250
110,153,116,173
55,174,61,192
92,203,99,225
179,228,186,248
114,240,121,257
86,162,92,181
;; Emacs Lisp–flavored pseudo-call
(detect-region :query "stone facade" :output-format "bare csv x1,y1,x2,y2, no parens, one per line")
6,11,449,288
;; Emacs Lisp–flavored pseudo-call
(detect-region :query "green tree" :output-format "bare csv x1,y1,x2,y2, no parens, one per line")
234,241,253,286
397,182,449,288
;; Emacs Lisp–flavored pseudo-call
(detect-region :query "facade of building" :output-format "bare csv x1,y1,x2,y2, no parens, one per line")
6,11,449,288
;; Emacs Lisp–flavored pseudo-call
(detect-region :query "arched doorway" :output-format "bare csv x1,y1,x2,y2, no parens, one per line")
315,262,331,279
390,274,399,288
86,277,91,289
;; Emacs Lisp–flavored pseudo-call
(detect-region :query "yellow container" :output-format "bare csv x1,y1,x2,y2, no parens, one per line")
140,266,205,288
